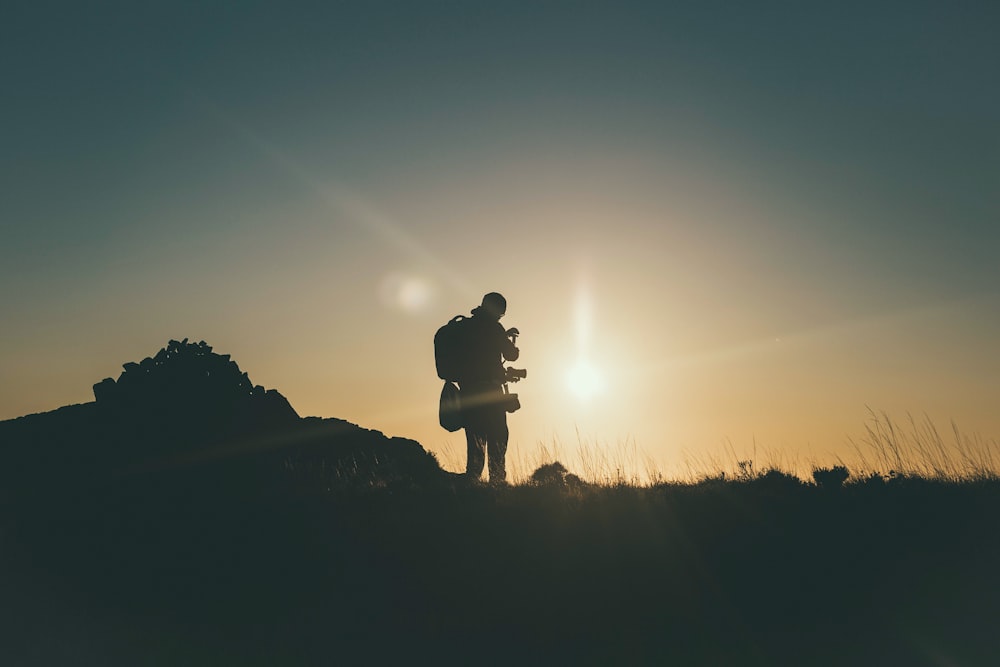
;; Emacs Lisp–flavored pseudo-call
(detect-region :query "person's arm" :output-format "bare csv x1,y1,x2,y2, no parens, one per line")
501,327,519,362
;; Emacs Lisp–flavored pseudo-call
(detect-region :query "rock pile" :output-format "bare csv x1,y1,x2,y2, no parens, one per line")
92,338,298,443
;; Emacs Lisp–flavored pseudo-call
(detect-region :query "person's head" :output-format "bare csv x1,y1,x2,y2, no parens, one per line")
477,292,507,320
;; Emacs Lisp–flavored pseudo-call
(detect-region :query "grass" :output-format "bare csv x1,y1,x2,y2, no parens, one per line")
847,408,999,481
435,433,655,486
436,411,1000,487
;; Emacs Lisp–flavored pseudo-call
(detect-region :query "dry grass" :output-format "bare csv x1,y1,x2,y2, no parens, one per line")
506,433,657,486
432,411,999,487
845,408,999,481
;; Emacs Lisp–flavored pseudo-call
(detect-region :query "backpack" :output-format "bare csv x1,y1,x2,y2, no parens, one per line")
434,315,474,382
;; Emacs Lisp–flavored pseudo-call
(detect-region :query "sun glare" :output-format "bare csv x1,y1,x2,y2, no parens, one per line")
566,359,604,401
565,279,607,402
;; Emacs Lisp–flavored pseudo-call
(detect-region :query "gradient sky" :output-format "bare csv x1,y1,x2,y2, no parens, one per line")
3,2,998,477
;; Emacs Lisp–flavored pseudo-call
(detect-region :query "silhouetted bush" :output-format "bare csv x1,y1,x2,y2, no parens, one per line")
529,461,584,489
812,465,850,489
754,467,804,490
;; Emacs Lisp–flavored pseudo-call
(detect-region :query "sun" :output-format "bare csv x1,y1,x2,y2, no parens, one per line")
566,359,604,401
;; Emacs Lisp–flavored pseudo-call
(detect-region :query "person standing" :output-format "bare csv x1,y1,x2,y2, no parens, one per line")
457,292,520,483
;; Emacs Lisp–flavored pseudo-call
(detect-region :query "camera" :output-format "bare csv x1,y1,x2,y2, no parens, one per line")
501,387,521,413
505,367,527,383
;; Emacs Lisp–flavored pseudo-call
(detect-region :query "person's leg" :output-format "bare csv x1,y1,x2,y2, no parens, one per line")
465,428,486,480
460,384,488,480
486,410,509,483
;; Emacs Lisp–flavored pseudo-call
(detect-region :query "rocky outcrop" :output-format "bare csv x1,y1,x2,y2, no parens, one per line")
0,340,445,496
91,338,299,440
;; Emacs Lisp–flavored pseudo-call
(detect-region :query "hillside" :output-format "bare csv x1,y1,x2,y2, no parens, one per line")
2,341,998,665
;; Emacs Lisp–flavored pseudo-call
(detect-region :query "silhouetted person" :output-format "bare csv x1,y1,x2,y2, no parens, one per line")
458,292,519,483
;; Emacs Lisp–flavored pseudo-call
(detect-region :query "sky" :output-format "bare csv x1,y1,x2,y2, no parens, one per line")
2,1,998,478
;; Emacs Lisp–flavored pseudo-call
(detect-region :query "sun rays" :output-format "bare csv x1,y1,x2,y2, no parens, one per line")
565,278,607,402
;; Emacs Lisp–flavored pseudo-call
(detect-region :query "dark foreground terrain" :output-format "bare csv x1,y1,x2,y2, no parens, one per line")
3,469,999,666
3,342,997,665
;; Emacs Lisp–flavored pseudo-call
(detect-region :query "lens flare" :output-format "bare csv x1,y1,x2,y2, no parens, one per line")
379,273,434,312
